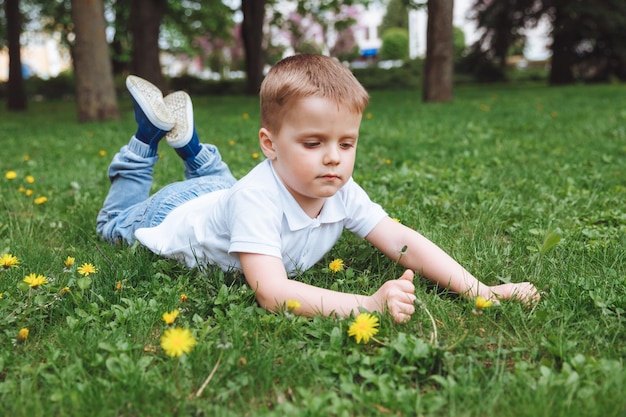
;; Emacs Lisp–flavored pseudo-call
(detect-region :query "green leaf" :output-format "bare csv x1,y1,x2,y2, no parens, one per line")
540,229,562,254
77,277,92,290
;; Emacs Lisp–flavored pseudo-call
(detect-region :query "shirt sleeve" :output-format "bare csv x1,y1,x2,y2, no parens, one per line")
341,180,388,238
226,187,284,259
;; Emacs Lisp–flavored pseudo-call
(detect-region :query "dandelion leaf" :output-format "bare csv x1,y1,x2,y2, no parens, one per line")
540,230,562,254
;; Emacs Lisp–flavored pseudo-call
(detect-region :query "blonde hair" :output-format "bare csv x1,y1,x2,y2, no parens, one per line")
260,54,370,132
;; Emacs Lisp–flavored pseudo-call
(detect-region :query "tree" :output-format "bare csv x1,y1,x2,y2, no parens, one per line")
129,0,167,91
471,0,626,84
380,0,409,34
70,0,119,122
5,0,27,110
241,0,266,95
470,0,538,69
380,27,409,60
422,0,454,102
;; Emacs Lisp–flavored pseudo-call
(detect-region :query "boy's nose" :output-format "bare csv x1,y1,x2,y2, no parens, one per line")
324,146,340,165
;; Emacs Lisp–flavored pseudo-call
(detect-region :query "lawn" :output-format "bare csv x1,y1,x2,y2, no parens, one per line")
1,82,625,417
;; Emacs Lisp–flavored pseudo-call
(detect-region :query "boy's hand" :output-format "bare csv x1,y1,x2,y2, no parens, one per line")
489,282,541,305
370,269,417,323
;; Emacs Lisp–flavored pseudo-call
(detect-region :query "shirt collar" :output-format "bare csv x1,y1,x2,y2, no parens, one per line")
267,160,348,231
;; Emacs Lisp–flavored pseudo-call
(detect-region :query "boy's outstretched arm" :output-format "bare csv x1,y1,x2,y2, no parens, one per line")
239,252,417,323
365,217,540,304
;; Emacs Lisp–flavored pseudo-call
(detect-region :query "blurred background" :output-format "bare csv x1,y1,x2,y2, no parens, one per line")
1,0,624,120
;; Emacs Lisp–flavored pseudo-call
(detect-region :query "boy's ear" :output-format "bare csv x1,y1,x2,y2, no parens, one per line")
259,128,276,160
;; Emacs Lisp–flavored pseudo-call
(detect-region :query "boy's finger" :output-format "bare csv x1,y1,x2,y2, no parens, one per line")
398,269,414,282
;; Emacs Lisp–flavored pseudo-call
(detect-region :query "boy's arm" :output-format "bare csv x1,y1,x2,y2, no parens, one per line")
239,252,417,321
366,217,540,303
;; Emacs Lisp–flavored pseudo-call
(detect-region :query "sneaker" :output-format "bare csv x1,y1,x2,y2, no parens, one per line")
163,91,201,160
126,75,175,147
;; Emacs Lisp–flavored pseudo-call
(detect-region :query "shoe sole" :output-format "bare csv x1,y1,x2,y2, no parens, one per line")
126,75,175,130
163,91,194,147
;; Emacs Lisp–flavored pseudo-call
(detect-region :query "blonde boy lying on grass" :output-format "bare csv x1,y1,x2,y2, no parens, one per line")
97,54,539,323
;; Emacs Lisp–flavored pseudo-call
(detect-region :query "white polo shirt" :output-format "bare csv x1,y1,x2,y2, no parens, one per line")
135,159,387,275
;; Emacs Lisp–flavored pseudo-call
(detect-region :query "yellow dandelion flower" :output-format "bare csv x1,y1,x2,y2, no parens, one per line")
242,112,249,120
329,258,344,273
160,327,196,358
479,104,491,112
550,111,558,118
64,256,75,268
99,150,107,157
252,152,259,159
180,294,188,303
34,196,48,205
5,171,17,180
77,263,97,276
115,281,122,292
475,296,494,309
25,175,35,184
60,287,71,295
1,253,20,269
228,140,235,146
162,309,180,325
23,273,48,288
18,186,25,193
0,293,3,298
366,112,373,119
286,299,301,311
25,189,33,196
17,327,29,343
348,313,380,344
23,155,30,161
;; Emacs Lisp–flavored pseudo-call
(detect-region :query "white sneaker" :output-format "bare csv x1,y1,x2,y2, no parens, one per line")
163,91,195,148
126,75,175,132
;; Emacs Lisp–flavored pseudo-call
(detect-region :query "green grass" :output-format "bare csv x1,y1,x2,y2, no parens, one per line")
1,82,625,416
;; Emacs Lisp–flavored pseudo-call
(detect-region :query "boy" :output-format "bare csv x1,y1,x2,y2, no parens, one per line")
97,54,539,323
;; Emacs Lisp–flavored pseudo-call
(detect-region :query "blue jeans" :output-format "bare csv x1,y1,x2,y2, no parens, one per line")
96,137,236,245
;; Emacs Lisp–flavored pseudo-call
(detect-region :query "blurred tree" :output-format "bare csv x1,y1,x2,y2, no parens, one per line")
470,0,538,69
453,26,466,61
129,0,167,91
330,25,359,62
4,0,27,110
422,0,453,102
380,27,409,60
70,0,119,121
241,0,266,95
380,0,409,34
471,0,626,84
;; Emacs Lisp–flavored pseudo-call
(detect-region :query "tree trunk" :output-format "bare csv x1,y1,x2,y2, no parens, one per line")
70,0,119,122
422,0,454,102
241,0,266,95
548,5,575,85
5,0,27,111
129,0,167,92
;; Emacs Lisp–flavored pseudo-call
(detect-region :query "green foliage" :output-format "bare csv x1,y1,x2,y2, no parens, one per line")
0,84,625,416
453,26,467,60
379,0,409,34
379,27,409,61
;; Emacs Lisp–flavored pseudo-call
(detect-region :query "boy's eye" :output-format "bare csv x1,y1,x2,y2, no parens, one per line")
340,142,355,149
303,142,320,148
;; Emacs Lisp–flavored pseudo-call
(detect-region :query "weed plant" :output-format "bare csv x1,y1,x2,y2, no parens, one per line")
0,83,625,416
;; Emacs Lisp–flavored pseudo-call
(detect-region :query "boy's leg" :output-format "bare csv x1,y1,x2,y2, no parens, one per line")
96,77,175,244
163,91,236,183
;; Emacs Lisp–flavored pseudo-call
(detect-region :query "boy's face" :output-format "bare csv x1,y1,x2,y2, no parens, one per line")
260,96,362,217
